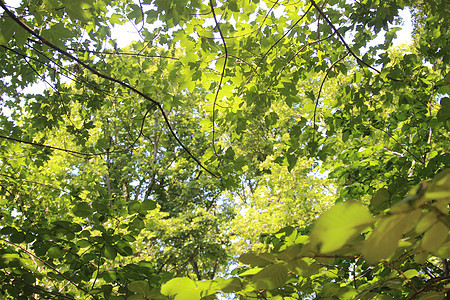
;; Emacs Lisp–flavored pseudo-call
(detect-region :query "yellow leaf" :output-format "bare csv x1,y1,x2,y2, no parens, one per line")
424,169,450,202
161,278,201,300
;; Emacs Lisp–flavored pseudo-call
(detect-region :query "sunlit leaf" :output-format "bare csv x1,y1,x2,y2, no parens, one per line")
161,278,201,300
310,202,374,253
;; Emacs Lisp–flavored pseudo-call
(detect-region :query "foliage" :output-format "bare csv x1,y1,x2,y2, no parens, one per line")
0,0,448,299
162,170,449,299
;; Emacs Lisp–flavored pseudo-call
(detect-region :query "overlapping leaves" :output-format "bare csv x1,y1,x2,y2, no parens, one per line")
161,170,449,299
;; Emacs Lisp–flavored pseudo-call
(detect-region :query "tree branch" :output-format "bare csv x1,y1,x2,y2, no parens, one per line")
313,52,349,143
309,0,401,82
209,0,228,157
66,48,178,60
0,238,97,299
0,1,218,178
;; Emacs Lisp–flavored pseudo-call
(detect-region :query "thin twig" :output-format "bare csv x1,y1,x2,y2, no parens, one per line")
0,173,62,190
381,261,419,293
256,3,313,70
0,104,155,158
199,0,280,40
313,52,349,142
368,123,424,164
266,31,337,91
0,238,97,299
310,0,401,82
238,4,313,96
209,0,228,157
65,48,178,60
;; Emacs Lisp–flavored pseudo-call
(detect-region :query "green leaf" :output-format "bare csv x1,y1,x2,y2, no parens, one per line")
47,246,64,259
63,0,93,23
21,272,36,285
0,226,17,235
342,129,351,142
239,268,263,276
363,209,421,263
89,288,102,295
73,202,94,218
109,13,124,25
239,253,276,267
417,292,445,300
214,277,242,293
403,269,419,279
0,17,18,44
288,257,321,276
9,231,25,244
276,244,303,261
131,217,145,230
436,241,450,259
437,105,450,129
0,0,448,297
310,202,374,253
128,201,141,214
76,239,91,248
370,188,390,213
128,280,151,296
424,169,450,200
422,222,448,254
319,282,355,298
116,240,133,256
128,4,143,23
127,295,146,300
140,199,156,212
42,23,74,48
252,263,289,290
161,278,201,300
415,212,437,234
103,245,117,260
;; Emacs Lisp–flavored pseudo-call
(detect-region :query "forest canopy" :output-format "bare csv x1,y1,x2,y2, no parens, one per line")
0,0,449,299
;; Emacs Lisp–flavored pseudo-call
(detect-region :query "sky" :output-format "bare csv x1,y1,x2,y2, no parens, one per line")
393,8,412,46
